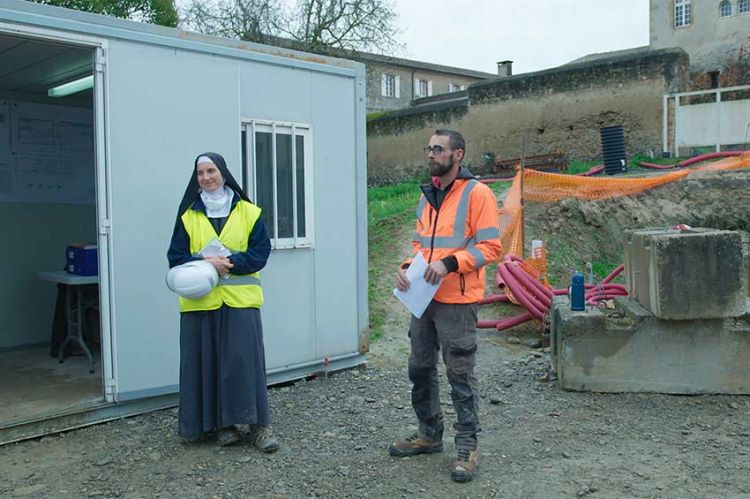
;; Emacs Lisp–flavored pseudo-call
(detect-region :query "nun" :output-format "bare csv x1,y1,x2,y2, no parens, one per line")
167,152,278,451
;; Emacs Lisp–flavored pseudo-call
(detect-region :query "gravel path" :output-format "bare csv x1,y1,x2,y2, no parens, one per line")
3,170,750,497
2,325,750,498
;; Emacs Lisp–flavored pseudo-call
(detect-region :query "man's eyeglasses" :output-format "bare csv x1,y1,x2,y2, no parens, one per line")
424,145,450,155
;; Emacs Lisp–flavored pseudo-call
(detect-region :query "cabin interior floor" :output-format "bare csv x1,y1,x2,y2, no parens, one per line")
0,347,101,425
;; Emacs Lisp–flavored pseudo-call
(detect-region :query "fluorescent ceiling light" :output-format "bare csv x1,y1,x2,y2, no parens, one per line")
47,75,94,97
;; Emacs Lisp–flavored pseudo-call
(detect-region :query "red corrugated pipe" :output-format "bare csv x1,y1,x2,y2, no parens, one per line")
639,151,746,169
479,177,514,184
477,259,627,332
577,165,605,176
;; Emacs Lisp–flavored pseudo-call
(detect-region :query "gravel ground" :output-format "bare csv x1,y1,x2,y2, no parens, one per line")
3,170,750,497
2,325,750,498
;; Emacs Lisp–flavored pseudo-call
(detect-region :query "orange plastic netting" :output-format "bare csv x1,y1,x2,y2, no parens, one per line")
499,153,750,258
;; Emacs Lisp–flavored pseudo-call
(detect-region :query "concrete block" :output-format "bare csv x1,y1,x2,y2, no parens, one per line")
739,230,750,297
551,296,750,394
624,227,745,319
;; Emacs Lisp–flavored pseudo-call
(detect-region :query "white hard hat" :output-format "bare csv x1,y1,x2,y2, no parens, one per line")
166,260,219,299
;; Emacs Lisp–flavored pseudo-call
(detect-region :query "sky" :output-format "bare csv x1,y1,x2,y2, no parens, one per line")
391,0,651,75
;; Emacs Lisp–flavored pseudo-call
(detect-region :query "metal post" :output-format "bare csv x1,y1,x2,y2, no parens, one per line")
715,88,721,153
519,136,526,256
662,94,670,155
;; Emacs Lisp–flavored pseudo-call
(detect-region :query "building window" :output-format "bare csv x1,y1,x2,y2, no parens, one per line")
381,73,400,98
415,79,432,98
740,0,750,13
448,83,466,93
719,0,732,16
242,120,314,249
674,0,692,27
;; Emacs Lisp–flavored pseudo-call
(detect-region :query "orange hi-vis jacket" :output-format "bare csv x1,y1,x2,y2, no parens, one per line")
403,171,502,304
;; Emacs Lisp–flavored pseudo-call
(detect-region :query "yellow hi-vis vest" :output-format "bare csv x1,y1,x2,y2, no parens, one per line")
179,200,263,312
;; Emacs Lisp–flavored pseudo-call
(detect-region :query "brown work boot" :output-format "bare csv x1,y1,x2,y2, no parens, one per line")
249,424,280,453
217,426,241,447
451,448,480,482
389,433,443,457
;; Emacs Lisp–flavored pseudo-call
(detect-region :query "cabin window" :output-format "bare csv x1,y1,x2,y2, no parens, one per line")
242,121,314,249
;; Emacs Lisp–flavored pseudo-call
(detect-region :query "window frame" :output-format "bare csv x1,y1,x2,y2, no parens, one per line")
740,0,750,14
416,78,432,98
719,0,732,16
241,119,315,250
674,0,692,27
381,73,400,98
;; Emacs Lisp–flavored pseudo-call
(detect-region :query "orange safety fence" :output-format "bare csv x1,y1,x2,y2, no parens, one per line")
499,152,750,258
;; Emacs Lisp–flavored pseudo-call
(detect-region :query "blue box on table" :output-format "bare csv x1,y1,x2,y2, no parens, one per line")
66,243,98,276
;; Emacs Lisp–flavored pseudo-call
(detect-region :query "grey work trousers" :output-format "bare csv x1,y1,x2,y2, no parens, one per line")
408,300,479,450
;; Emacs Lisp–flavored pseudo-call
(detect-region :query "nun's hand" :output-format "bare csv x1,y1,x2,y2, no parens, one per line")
205,256,234,276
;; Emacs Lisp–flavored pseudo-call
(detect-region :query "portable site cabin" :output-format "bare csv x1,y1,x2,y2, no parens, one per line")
0,0,368,444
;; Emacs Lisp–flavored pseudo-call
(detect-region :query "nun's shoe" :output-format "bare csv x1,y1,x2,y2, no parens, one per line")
249,425,280,453
217,426,242,446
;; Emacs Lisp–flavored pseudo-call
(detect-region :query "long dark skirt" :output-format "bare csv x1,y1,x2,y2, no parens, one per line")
178,306,270,438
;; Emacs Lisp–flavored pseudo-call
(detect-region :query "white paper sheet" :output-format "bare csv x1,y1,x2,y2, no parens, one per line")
199,238,232,279
393,252,441,319
199,238,231,258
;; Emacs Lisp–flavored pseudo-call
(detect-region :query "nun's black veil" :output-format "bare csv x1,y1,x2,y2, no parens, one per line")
176,152,251,218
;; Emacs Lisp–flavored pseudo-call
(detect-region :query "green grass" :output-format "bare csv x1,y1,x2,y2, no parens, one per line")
368,181,421,234
367,179,421,341
591,261,624,282
539,233,580,284
366,111,389,121
488,180,513,195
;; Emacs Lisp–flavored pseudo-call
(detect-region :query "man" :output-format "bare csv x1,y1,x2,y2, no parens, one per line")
390,129,502,483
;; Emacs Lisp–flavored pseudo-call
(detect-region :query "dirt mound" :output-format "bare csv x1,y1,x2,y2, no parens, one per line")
525,169,750,282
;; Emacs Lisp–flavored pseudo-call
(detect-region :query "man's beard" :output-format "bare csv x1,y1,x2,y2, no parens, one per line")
429,153,454,177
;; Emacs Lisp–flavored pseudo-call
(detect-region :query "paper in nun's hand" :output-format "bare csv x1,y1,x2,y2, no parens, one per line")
199,238,232,279
393,252,441,319
199,238,231,258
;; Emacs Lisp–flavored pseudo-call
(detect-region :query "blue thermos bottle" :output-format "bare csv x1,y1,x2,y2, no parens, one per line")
570,272,585,311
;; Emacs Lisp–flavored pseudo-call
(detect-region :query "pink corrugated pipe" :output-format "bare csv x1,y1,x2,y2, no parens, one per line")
639,151,746,169
477,259,627,332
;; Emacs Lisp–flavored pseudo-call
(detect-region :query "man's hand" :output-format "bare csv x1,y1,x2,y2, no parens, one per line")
205,256,234,276
424,260,447,285
395,268,410,292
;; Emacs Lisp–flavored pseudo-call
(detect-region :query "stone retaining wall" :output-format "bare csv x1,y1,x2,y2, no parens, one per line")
367,49,690,185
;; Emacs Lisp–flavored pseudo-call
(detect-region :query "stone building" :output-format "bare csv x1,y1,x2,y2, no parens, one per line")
650,0,750,72
255,36,494,113
358,52,494,113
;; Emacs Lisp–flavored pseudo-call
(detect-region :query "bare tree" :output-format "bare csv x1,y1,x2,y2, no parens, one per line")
286,0,401,54
181,0,402,55
181,0,283,45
